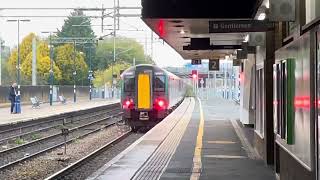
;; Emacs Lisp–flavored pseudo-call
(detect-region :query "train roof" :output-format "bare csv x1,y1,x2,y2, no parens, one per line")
121,64,180,79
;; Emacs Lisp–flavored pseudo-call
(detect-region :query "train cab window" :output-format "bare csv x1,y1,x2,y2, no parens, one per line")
124,76,135,92
154,75,165,92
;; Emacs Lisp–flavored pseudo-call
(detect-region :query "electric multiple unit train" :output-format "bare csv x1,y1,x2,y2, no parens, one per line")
120,64,186,130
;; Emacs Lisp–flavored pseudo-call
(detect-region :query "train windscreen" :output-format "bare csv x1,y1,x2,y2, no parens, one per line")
124,76,135,92
154,75,165,92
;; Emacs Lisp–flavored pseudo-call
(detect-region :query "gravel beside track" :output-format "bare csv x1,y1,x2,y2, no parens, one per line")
0,108,121,151
0,112,122,170
51,132,143,180
0,123,136,180
0,107,120,148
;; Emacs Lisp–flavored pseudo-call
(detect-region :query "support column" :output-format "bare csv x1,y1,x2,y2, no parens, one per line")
264,30,275,165
32,37,37,86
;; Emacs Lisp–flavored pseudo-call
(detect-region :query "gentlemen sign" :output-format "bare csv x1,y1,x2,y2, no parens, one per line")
209,20,274,33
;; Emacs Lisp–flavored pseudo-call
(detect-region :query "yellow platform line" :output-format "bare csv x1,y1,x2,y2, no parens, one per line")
190,98,204,180
207,140,236,144
204,155,247,159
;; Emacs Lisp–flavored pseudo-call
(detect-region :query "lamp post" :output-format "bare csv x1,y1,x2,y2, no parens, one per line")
73,41,77,103
7,19,31,96
0,39,3,86
41,31,57,106
85,46,93,100
112,0,117,98
80,48,93,101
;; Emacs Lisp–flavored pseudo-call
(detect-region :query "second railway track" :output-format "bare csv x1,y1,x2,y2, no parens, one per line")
0,106,123,171
0,104,120,144
45,131,132,180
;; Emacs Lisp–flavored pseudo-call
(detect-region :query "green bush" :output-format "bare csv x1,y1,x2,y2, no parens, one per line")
15,138,25,145
185,85,195,97
31,133,41,140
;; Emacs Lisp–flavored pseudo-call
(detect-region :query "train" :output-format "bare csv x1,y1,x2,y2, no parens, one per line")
120,64,186,131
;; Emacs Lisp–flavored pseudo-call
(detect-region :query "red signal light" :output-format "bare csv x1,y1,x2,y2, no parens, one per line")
294,96,310,109
191,70,198,79
239,73,243,83
302,96,310,109
192,74,197,79
158,19,165,38
294,97,303,108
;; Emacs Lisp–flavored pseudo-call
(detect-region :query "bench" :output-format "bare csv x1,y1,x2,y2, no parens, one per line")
30,97,41,108
59,95,67,104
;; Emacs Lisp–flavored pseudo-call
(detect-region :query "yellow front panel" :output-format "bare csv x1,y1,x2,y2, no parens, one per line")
138,73,151,109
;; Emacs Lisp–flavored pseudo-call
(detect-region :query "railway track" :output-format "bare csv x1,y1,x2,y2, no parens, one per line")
0,105,120,145
45,131,131,180
0,110,123,171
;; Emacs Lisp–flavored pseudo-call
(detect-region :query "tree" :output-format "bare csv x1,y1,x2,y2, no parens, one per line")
94,37,154,71
7,33,37,81
1,40,13,85
57,10,96,66
21,41,62,84
57,10,95,39
54,44,88,85
6,33,62,85
93,62,131,88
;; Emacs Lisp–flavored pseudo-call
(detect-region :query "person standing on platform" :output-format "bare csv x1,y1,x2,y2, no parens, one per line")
8,83,17,114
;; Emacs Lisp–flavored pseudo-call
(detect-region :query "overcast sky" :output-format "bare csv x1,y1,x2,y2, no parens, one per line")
0,0,186,67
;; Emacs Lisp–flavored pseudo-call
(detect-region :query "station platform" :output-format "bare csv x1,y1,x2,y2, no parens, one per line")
88,97,276,180
0,99,120,126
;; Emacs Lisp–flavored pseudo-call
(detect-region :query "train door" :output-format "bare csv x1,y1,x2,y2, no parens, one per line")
137,71,152,120
137,73,151,109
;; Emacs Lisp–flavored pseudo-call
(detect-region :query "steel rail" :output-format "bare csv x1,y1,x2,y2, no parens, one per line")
0,112,123,171
0,106,120,143
45,131,131,180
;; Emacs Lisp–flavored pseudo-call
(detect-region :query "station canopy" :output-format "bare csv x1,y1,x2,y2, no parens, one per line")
141,0,264,60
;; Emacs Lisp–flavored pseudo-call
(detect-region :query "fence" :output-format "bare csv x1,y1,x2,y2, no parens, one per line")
0,85,103,105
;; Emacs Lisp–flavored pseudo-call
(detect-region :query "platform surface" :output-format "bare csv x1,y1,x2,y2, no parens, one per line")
88,96,276,180
0,99,119,126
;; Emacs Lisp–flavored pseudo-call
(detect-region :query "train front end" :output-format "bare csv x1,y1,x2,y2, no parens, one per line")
121,65,168,130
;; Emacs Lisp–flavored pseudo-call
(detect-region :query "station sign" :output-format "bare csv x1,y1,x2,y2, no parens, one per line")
233,59,241,66
209,59,220,71
237,50,248,60
183,44,242,50
209,20,274,33
191,59,202,65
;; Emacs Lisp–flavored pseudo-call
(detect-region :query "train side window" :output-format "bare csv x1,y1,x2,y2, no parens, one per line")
124,76,135,92
154,75,165,92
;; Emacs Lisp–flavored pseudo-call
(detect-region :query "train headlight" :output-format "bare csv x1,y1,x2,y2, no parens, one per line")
158,100,164,107
154,98,167,110
123,98,134,109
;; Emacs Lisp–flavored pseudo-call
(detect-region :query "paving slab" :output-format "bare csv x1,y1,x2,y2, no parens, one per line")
87,96,276,180
161,97,276,180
